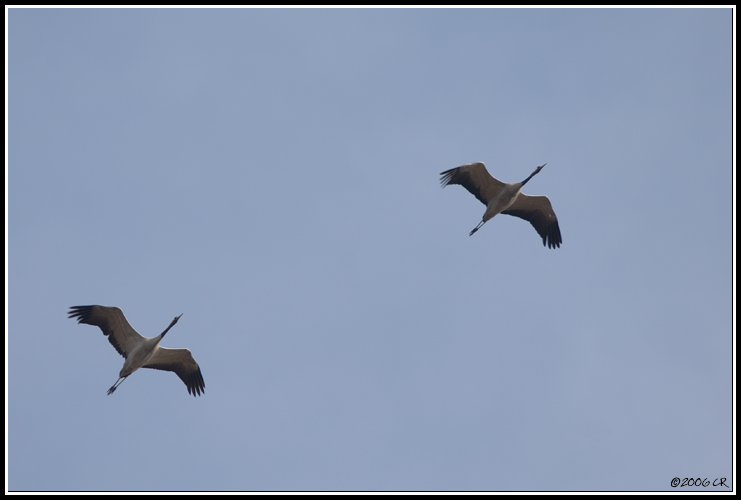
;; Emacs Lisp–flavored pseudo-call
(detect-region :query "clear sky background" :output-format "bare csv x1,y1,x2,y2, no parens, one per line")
7,7,733,492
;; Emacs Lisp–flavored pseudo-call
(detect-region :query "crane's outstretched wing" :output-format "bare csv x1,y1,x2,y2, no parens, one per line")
68,305,144,358
503,194,562,249
144,347,205,397
440,162,505,206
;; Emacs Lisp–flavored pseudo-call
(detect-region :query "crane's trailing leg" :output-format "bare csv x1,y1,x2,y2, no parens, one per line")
107,375,128,395
469,220,485,236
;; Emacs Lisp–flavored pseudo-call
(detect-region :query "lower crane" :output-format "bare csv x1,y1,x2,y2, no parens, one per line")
68,305,205,396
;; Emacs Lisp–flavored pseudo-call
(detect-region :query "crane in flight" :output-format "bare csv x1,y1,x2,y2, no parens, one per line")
440,162,562,248
68,305,205,396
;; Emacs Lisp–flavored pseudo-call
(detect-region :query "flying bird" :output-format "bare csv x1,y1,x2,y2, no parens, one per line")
440,162,562,248
68,305,205,396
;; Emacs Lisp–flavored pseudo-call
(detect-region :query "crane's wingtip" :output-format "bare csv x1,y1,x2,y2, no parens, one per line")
67,305,93,321
543,237,562,249
439,169,456,188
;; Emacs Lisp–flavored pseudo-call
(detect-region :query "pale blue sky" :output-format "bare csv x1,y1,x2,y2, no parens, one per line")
8,7,733,492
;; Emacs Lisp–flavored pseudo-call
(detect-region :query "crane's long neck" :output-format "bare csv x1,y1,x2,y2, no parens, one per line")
160,313,183,339
520,163,548,187
520,163,547,186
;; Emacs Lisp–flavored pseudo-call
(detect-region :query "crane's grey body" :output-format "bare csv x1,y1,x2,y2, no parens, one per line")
440,162,562,248
68,305,205,396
